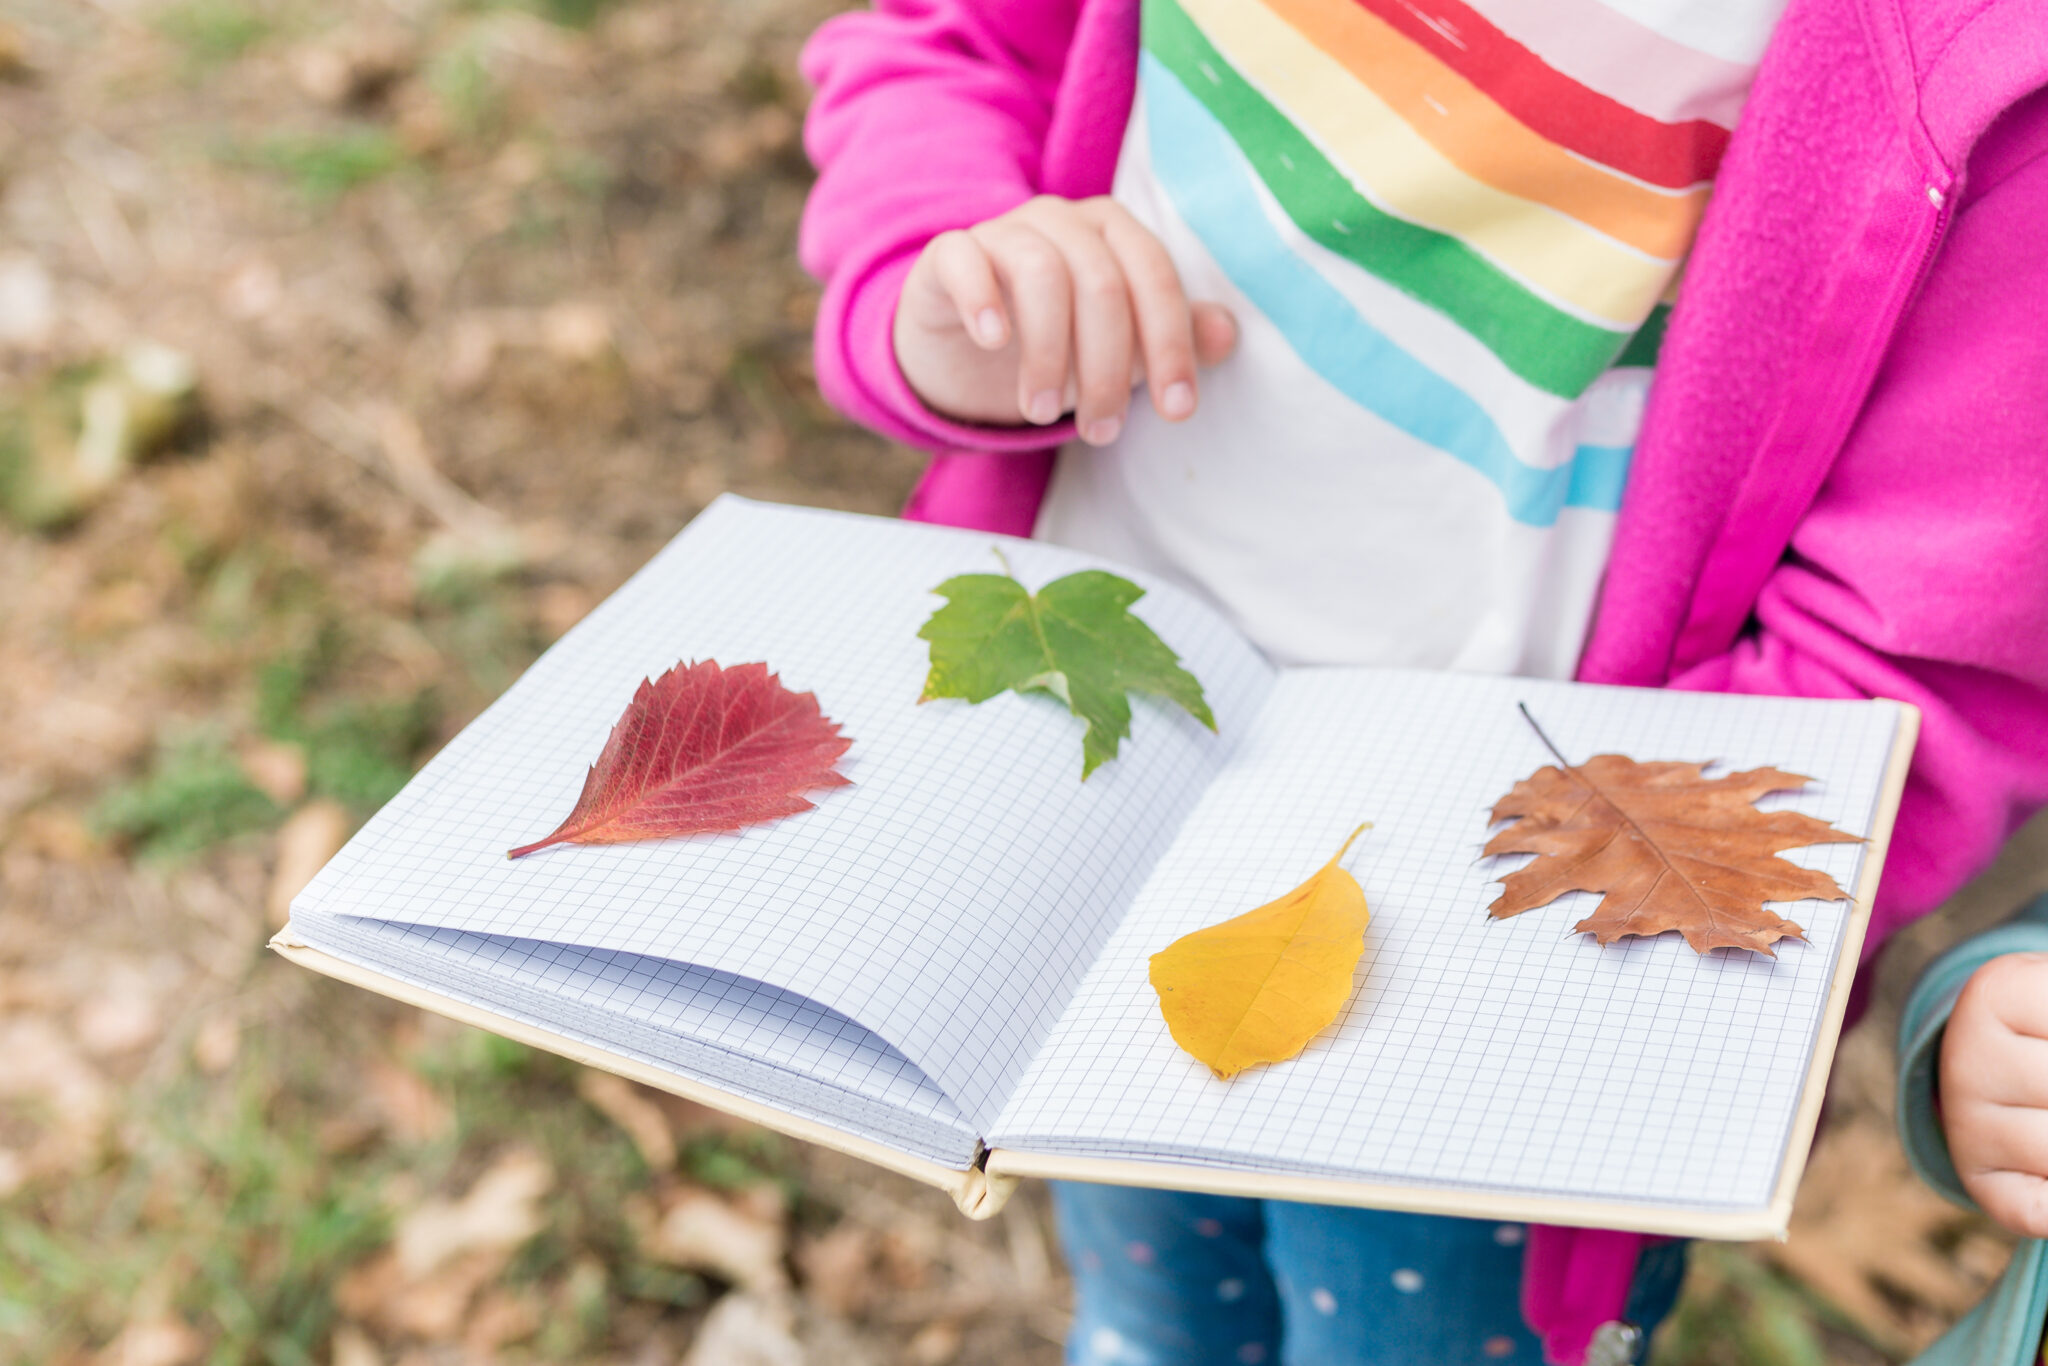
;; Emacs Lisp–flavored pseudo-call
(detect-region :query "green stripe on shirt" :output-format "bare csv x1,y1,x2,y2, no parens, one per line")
1142,0,1632,398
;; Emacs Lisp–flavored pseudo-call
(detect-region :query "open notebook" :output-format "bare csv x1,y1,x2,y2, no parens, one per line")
274,496,1918,1237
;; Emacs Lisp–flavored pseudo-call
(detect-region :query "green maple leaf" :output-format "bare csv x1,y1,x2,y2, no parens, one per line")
917,558,1216,779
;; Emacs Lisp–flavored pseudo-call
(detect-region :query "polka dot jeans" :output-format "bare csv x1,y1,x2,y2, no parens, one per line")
1051,1184,1687,1366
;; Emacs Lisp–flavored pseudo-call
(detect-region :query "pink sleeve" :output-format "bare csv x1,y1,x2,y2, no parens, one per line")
1668,95,2048,955
798,0,1083,453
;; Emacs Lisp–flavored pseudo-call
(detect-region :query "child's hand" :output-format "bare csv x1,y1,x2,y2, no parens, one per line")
1939,951,2048,1236
893,195,1238,444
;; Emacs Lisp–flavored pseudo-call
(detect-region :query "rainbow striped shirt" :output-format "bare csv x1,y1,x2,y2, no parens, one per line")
1036,0,1786,675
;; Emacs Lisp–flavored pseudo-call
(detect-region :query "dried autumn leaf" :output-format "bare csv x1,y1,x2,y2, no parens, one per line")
508,660,850,857
918,560,1214,779
1150,824,1372,1079
1485,745,1863,956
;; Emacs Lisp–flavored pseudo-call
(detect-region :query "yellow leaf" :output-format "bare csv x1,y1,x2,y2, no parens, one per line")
1148,823,1372,1079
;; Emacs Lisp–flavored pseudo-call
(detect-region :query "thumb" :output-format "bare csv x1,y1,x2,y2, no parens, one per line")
1191,302,1238,367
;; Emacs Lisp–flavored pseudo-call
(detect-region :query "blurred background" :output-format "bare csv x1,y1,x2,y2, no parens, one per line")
0,1,2042,1362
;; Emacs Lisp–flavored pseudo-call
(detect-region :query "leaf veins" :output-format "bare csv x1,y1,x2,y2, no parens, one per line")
917,558,1214,779
507,660,850,857
1150,824,1373,1078
1485,711,1863,955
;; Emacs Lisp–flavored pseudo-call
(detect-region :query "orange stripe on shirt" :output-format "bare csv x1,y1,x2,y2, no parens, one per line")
1353,0,1731,190
1263,0,1711,258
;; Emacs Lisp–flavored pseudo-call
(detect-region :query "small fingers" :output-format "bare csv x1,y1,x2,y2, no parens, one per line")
1965,952,2048,1038
1191,301,1240,367
1096,205,1198,422
1956,1099,2048,1238
1022,204,1135,444
977,220,1073,425
927,231,1009,349
1966,1169,2048,1240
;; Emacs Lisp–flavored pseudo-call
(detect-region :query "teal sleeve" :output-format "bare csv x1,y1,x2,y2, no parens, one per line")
1896,895,2048,1210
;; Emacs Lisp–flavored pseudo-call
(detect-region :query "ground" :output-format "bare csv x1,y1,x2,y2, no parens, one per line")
0,1,2041,1363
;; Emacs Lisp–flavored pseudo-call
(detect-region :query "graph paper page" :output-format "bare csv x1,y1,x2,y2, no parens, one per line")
992,670,1901,1213
287,909,981,1165
294,497,1275,1128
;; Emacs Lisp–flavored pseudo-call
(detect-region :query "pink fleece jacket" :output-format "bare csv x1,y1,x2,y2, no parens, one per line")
797,1,2048,1359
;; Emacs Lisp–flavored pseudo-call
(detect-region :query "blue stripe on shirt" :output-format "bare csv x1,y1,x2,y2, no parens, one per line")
1142,55,1632,525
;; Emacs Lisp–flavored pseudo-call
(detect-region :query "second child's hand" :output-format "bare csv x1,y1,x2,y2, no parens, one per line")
893,195,1238,444
1941,951,2048,1238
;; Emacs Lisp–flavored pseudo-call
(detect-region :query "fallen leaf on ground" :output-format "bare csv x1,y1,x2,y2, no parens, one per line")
1150,824,1372,1079
919,560,1213,779
97,1317,203,1366
191,1013,240,1074
289,29,411,106
907,1321,962,1366
269,799,351,928
509,660,850,857
0,342,197,530
797,1224,877,1317
339,1249,504,1342
1486,729,1861,954
0,1016,111,1177
682,1293,805,1366
238,737,309,805
577,1069,676,1171
74,991,161,1057
329,1324,384,1366
394,1147,553,1277
341,1153,551,1342
0,253,52,346
644,1187,788,1293
462,1288,542,1355
366,1059,454,1145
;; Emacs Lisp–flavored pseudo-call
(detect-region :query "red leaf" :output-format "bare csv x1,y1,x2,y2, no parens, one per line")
507,660,851,858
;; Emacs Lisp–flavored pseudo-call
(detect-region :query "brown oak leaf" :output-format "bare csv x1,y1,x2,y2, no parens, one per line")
508,660,850,857
1485,749,1863,956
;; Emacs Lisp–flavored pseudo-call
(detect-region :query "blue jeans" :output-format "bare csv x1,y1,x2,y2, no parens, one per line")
1052,1184,1687,1366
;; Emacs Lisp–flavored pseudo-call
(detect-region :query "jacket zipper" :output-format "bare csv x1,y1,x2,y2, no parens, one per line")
1668,173,1955,674
1902,178,1957,317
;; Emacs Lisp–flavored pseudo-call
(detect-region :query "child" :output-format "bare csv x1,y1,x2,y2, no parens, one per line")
797,0,2048,1360
1897,894,2048,1362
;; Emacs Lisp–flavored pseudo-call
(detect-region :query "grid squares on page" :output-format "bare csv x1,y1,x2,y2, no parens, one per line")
295,911,981,1165
990,670,1899,1215
293,497,1278,1131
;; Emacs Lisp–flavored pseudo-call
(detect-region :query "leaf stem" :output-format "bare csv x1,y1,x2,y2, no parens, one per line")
1516,700,1718,927
1516,701,1574,770
990,544,1017,580
1331,821,1373,866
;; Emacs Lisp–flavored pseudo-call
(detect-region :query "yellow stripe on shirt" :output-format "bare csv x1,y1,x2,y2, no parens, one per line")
1179,0,1676,327
1265,0,1713,258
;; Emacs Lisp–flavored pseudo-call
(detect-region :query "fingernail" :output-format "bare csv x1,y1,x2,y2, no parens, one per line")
1083,416,1122,446
1161,381,1195,419
1026,390,1062,424
975,309,1004,346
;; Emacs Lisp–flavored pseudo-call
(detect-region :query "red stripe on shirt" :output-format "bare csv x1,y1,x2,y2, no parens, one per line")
1352,0,1732,189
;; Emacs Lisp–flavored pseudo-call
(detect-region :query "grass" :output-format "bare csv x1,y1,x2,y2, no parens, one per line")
92,729,281,860
1655,1244,1888,1366
91,602,444,862
454,0,621,29
152,0,271,67
427,40,503,140
257,649,438,814
244,129,408,203
0,984,766,1364
0,1027,390,1364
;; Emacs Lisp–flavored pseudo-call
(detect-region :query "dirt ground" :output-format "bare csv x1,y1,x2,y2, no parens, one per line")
0,1,2041,1362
